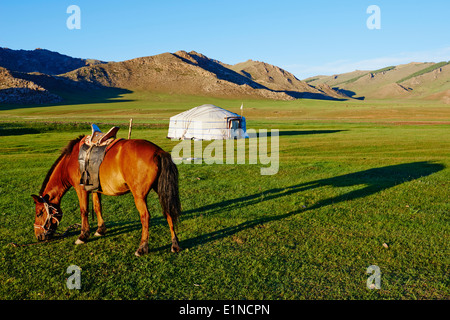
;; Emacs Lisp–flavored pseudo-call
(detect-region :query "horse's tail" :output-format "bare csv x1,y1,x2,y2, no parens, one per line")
157,151,181,224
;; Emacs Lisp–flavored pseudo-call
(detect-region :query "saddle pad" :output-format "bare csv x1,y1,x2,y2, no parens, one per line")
78,136,123,192
78,144,108,192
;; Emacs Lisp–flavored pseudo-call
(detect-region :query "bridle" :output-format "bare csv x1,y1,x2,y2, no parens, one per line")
34,197,62,237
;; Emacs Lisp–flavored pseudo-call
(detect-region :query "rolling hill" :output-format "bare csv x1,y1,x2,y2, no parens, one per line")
226,58,346,100
305,61,450,102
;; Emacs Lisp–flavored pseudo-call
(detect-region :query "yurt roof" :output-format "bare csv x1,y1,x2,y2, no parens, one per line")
170,104,241,121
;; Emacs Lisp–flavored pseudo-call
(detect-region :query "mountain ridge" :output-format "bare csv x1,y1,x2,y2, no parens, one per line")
0,47,448,104
0,47,105,75
0,48,348,104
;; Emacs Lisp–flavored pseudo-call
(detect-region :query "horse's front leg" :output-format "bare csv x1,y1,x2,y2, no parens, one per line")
75,188,90,244
92,192,107,236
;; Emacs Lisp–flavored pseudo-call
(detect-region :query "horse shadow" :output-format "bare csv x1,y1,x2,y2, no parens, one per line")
91,161,444,252
175,161,444,251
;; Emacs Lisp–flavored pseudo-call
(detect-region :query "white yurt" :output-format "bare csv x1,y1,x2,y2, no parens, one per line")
167,104,248,140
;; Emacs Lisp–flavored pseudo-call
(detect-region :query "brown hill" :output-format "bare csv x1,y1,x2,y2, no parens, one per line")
306,61,450,101
227,59,347,99
425,89,450,104
229,59,312,91
62,51,297,100
0,67,62,104
402,63,450,103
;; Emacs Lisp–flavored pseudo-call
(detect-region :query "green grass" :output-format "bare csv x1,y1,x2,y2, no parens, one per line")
0,94,449,300
304,77,319,83
372,66,396,74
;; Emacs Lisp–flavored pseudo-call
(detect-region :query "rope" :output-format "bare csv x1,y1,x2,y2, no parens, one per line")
8,223,82,248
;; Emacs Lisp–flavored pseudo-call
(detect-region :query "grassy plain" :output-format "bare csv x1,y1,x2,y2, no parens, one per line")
0,91,449,299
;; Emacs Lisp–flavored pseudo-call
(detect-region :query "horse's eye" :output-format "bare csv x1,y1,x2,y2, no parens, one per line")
37,210,44,217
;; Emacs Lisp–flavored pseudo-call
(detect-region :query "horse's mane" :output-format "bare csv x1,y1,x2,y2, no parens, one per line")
39,135,85,195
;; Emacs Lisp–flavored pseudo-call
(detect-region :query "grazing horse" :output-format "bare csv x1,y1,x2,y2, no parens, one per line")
32,136,182,256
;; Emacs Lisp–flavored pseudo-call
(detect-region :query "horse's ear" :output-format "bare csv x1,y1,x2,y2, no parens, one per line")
31,195,41,204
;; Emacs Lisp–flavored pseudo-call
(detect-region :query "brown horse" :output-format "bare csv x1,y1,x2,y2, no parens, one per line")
32,136,182,256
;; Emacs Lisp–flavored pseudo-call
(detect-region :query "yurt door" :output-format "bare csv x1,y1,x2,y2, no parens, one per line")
229,119,241,137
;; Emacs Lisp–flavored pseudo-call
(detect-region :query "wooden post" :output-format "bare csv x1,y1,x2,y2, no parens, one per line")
128,118,133,139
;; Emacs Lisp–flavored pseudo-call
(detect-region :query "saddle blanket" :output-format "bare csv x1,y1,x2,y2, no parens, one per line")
78,124,121,192
78,143,108,192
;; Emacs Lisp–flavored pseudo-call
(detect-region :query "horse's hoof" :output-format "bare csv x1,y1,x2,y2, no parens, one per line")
95,224,107,236
135,243,148,257
75,230,90,244
171,245,182,253
75,239,86,245
135,249,146,257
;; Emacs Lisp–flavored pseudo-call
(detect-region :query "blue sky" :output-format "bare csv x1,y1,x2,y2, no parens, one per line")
1,0,449,78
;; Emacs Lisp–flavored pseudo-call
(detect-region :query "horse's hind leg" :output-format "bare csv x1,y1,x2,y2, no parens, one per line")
166,214,182,253
133,196,150,256
92,192,106,236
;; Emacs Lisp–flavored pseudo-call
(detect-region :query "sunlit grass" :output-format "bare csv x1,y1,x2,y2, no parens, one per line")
0,95,449,299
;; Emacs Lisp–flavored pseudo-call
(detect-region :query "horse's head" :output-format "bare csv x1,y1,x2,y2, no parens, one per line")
31,194,63,241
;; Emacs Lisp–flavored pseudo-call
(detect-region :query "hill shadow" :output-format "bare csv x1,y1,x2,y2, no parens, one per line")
283,90,348,101
278,130,346,136
175,161,444,251
245,129,347,138
257,129,347,137
332,87,365,100
0,123,41,136
0,122,124,137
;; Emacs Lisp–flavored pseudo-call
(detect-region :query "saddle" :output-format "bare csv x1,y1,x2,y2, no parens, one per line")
85,124,120,147
78,124,121,192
